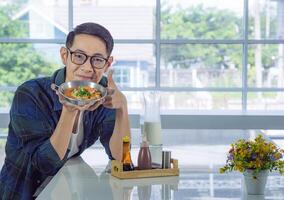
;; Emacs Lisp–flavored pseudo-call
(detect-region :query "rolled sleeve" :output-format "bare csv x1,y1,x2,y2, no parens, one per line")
11,115,65,175
32,139,65,175
10,86,66,175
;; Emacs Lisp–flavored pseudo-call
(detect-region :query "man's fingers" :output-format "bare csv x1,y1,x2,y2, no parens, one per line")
58,96,66,104
107,69,117,89
104,95,112,102
50,83,58,92
103,102,113,108
88,100,104,111
78,104,90,111
107,88,115,96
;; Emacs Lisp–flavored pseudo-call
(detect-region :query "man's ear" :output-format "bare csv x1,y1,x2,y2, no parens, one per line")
60,47,68,66
104,56,113,73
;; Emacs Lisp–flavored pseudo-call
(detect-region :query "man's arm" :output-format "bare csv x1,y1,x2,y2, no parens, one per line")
50,84,105,160
109,97,130,161
10,85,81,174
103,72,131,161
50,107,79,160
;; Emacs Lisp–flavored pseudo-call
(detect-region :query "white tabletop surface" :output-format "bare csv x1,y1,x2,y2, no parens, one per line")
36,148,284,200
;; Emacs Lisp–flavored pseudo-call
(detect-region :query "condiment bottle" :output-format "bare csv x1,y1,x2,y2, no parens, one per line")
122,136,134,171
137,137,152,170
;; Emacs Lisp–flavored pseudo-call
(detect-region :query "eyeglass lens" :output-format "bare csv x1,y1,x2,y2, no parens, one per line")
71,51,106,69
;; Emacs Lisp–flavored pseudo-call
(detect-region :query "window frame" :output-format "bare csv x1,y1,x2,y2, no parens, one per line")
1,0,284,131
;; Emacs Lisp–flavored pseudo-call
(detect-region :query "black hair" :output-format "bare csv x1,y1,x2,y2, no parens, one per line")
65,22,114,56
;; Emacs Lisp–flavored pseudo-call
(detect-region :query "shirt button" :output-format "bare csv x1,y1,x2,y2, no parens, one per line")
37,180,40,184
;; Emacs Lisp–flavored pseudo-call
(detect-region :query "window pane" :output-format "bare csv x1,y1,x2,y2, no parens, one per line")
122,91,142,111
0,43,61,107
161,0,243,39
73,0,155,39
0,138,6,166
0,0,68,39
164,129,249,169
161,44,242,87
248,44,284,88
124,91,241,113
130,129,251,169
0,90,14,109
112,44,155,88
160,92,241,111
249,0,283,39
247,92,284,110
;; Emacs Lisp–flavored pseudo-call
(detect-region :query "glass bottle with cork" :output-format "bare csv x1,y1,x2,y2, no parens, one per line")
122,136,134,171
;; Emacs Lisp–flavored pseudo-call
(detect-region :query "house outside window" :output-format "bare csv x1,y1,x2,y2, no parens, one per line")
113,66,131,87
0,0,284,126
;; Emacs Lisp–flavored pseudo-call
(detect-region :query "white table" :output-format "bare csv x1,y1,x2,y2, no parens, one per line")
36,150,284,200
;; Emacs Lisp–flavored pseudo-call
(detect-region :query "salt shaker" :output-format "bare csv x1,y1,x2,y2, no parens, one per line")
162,151,171,169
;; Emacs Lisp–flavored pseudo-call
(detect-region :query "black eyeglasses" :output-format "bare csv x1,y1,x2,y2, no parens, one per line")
66,47,109,69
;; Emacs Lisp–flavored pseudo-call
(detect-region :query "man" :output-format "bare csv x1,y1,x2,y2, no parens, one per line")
0,22,131,199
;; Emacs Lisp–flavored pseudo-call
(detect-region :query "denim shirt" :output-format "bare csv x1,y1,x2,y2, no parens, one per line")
0,68,115,200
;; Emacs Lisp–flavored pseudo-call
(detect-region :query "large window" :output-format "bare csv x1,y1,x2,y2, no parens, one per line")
1,0,284,113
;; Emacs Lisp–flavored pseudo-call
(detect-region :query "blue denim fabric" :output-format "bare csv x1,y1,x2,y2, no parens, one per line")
0,67,115,200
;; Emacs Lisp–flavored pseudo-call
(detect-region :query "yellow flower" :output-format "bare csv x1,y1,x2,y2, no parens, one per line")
219,134,284,175
275,152,282,159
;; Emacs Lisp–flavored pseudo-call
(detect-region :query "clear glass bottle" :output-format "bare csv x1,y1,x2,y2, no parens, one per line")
143,91,162,146
122,136,134,171
142,91,162,166
137,137,152,170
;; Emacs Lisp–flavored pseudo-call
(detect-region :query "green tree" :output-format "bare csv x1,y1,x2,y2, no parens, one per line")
0,5,58,107
161,4,242,70
161,4,278,88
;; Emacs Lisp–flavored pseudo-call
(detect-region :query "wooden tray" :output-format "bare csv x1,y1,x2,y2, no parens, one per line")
111,159,179,179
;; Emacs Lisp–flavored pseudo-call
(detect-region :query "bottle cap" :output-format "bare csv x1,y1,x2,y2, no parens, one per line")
123,136,130,143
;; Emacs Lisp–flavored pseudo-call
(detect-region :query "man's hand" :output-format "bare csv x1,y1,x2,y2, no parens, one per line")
103,70,127,110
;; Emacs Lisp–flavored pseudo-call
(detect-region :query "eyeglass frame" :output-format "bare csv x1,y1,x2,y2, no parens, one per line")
66,47,109,69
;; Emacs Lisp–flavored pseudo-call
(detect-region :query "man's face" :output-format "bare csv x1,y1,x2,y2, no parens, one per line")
60,34,113,83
